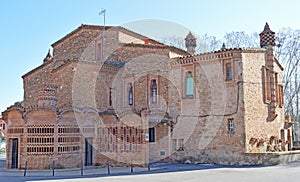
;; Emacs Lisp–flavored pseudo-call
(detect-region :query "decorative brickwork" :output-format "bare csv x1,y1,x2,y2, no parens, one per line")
259,23,276,47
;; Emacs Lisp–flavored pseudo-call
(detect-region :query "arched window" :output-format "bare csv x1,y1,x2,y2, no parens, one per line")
151,79,157,103
109,87,112,106
185,72,194,97
225,62,232,81
128,83,133,105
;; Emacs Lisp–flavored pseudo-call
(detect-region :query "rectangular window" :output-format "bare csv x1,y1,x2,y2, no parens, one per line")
128,83,133,106
96,42,102,61
160,151,166,156
185,72,194,97
225,62,232,81
149,127,155,143
172,139,177,151
109,87,112,106
275,73,279,103
278,85,284,108
151,79,157,103
263,66,271,103
228,118,234,134
178,138,184,151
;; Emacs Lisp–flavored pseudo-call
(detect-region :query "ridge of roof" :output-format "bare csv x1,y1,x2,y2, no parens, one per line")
51,24,114,47
274,57,284,71
51,24,165,48
22,59,53,78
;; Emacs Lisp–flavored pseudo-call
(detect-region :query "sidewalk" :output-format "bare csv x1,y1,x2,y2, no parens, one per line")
0,164,159,177
0,154,163,177
0,156,5,169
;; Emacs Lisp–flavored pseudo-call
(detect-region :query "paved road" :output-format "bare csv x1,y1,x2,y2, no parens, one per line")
1,162,300,182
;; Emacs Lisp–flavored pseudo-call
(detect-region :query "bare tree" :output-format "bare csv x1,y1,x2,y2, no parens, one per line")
160,34,222,54
160,35,185,50
223,31,259,48
197,34,222,53
275,28,300,123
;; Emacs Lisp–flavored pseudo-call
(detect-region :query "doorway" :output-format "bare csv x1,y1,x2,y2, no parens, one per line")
85,138,93,166
288,129,292,151
11,138,18,168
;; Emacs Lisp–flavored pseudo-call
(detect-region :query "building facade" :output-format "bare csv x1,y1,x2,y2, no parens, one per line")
2,23,292,169
0,115,7,139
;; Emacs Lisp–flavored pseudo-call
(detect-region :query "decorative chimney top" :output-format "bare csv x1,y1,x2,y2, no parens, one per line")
259,23,276,48
43,49,52,63
185,31,197,55
221,43,226,50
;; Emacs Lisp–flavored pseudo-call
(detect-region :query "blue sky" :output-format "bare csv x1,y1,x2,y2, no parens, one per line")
0,0,299,112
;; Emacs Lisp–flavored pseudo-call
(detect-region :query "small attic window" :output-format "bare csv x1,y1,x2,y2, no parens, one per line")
96,42,102,61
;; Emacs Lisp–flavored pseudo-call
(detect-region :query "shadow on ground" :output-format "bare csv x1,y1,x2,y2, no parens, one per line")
0,161,277,182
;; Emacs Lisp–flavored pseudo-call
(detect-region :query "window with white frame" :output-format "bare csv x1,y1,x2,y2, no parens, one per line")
172,139,177,151
178,138,184,151
128,83,133,106
228,118,234,134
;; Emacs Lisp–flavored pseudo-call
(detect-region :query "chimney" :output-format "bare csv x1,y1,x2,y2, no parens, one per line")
259,23,276,48
185,31,197,55
43,49,52,63
260,23,277,121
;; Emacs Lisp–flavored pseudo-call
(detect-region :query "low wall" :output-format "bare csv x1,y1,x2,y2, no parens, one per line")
244,150,300,166
171,150,300,166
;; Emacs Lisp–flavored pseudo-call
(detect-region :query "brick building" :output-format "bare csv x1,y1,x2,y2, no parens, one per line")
0,115,7,138
2,23,293,169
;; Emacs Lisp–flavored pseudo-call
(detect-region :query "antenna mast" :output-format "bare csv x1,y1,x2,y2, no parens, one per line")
99,9,106,60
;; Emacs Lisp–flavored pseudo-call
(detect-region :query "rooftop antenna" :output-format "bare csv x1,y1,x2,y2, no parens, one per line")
99,9,106,60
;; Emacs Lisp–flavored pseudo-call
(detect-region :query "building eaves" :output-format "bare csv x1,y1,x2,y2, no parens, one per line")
177,48,242,60
122,43,189,56
22,60,53,79
274,57,284,71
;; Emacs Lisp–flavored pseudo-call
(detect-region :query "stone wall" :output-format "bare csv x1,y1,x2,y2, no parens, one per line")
52,25,103,62
167,49,247,165
244,151,300,165
242,50,287,153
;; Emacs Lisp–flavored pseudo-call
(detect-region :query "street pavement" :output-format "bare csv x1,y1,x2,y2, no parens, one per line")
0,161,300,182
